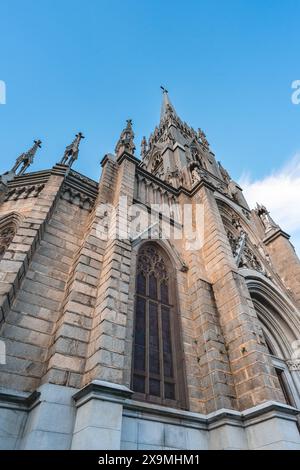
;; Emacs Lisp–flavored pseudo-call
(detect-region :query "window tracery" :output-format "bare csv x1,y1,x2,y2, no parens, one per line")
0,224,16,260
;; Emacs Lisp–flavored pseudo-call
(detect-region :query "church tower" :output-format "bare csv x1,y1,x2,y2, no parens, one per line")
0,92,299,450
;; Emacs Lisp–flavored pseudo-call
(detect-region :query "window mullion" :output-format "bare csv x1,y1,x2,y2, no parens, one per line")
145,279,150,396
169,305,179,403
158,285,164,402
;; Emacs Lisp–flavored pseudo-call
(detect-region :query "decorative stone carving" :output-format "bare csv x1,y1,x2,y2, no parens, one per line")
141,136,147,157
60,184,94,211
160,128,175,145
137,244,168,281
227,231,241,257
197,128,210,149
164,168,172,185
60,132,84,167
240,244,264,272
0,225,16,260
4,140,42,179
242,208,251,220
218,161,231,184
151,153,163,173
232,216,242,231
227,227,265,274
227,230,246,266
5,184,45,201
256,243,272,265
255,203,278,233
287,359,300,371
191,167,202,185
178,169,187,187
190,145,206,170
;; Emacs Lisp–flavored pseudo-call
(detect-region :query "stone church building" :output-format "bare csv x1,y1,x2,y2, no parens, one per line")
0,91,300,450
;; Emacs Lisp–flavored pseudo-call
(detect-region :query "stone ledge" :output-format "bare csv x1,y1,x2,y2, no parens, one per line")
124,400,208,430
0,387,40,411
242,400,299,426
73,380,133,407
263,228,290,245
123,399,299,432
72,381,300,431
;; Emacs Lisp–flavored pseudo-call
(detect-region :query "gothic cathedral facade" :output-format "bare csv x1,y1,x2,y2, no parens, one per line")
0,91,300,450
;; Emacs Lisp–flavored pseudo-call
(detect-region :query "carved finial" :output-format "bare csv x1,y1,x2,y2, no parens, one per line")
11,139,42,176
255,203,279,233
141,136,147,158
115,119,136,157
198,128,210,149
218,161,231,184
60,132,85,167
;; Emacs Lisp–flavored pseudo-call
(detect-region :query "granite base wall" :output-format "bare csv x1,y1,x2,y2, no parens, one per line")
0,382,299,450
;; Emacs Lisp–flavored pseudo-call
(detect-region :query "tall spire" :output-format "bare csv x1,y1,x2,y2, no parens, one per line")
60,132,84,168
160,86,177,122
141,89,222,192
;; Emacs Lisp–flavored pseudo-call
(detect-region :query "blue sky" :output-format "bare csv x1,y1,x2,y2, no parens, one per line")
1,0,300,251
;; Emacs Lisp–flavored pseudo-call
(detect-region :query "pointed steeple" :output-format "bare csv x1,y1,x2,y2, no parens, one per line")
160,86,178,122
141,89,223,192
115,119,136,157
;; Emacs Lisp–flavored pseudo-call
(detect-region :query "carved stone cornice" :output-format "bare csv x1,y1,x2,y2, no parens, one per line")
5,183,45,202
5,169,51,188
0,389,40,411
136,167,179,196
60,171,98,211
60,183,95,211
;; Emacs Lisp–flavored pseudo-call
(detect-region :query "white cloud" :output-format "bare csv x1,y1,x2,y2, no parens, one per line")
239,154,300,257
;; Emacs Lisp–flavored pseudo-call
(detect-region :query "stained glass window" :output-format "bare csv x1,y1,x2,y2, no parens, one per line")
132,243,185,408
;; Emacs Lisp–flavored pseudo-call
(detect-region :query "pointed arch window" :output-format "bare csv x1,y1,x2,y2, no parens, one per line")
132,243,186,408
0,214,19,261
264,335,295,407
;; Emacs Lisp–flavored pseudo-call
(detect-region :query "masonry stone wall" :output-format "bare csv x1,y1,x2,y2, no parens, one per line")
265,233,300,307
0,148,299,450
0,187,90,391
